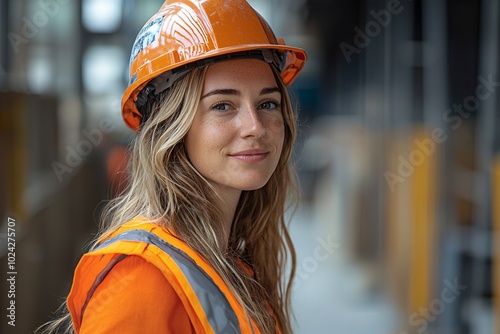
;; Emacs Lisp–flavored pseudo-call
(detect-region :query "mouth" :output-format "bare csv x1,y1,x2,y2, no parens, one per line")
229,149,269,162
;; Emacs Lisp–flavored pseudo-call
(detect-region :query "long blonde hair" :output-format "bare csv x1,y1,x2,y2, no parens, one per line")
38,63,298,334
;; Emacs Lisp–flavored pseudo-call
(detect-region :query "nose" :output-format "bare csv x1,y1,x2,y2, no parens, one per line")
239,106,265,138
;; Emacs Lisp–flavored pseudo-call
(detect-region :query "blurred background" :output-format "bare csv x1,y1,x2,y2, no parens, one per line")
0,0,499,333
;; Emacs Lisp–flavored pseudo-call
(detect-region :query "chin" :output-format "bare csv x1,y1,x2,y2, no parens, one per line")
234,177,272,191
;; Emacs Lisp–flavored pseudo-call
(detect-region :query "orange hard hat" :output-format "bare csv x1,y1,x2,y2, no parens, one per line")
121,0,307,130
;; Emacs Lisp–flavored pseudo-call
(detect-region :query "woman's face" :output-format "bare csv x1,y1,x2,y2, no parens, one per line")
185,58,285,197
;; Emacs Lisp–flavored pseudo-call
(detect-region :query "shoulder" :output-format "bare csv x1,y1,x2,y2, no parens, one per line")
79,255,194,333
87,254,168,301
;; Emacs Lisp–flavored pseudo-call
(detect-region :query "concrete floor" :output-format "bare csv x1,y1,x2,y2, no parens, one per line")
289,207,401,334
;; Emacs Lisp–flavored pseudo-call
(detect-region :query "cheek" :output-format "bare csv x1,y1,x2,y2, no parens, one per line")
270,116,284,133
199,119,231,149
267,114,285,146
185,118,228,161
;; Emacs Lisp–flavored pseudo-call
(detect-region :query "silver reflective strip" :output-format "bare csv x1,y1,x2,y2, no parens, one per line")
96,229,242,334
81,254,127,322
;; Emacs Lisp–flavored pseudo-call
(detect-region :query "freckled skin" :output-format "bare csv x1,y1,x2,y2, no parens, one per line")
185,59,285,201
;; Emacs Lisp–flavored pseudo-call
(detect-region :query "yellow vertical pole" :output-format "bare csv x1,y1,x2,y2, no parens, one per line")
493,156,500,334
408,127,437,311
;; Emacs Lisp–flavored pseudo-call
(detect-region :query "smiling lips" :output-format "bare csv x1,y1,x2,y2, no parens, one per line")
229,149,269,162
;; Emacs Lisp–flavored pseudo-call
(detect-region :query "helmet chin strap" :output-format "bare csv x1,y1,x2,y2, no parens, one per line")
135,49,284,126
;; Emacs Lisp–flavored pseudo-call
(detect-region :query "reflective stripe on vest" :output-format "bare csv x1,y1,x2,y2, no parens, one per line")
86,229,242,334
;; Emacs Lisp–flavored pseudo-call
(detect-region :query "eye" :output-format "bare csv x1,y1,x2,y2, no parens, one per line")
258,100,280,110
211,102,232,112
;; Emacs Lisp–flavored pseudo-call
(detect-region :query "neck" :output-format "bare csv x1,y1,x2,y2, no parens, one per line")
212,186,241,249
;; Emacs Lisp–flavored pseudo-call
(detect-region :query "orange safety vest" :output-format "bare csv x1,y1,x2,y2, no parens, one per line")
67,218,260,334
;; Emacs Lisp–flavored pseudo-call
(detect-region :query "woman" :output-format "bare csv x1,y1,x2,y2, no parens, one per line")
40,0,306,333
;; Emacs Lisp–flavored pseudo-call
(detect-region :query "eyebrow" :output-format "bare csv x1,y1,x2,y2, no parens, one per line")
201,87,280,100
